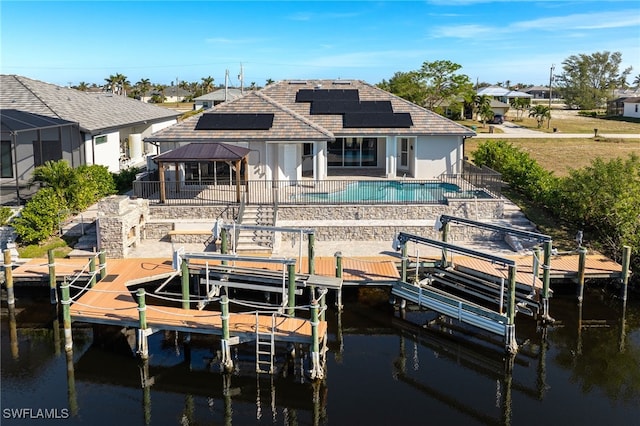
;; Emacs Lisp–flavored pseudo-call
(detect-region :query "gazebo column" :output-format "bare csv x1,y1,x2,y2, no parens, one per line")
159,162,166,204
174,162,180,193
235,159,241,203
243,157,250,203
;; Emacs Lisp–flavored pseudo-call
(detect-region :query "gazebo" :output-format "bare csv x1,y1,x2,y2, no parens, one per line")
153,142,251,203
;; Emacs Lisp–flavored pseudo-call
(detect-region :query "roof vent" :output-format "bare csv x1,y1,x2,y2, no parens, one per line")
332,80,352,85
288,80,308,85
314,84,322,89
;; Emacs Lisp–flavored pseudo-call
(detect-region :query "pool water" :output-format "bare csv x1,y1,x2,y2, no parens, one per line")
299,181,491,203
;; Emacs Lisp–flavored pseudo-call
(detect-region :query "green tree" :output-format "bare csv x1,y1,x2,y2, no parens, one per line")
12,188,66,244
377,71,427,105
265,78,275,86
556,51,632,109
30,160,76,204
136,78,152,100
509,97,530,121
557,154,640,264
75,82,89,91
201,76,214,94
474,94,492,125
528,104,551,128
419,60,473,111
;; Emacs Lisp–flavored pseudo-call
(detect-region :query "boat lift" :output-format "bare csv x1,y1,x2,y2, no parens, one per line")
438,215,554,322
392,232,519,354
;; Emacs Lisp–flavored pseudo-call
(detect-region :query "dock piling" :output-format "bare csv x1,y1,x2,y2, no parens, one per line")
61,278,73,352
89,255,96,288
577,247,588,303
541,240,552,322
506,264,518,354
136,288,149,359
335,252,343,311
621,246,631,302
98,251,107,280
220,295,233,372
48,249,58,304
308,232,315,275
181,259,190,310
4,249,15,308
309,299,323,380
287,263,296,316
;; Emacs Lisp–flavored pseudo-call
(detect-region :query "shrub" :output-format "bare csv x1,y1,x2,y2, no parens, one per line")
70,164,116,210
0,207,13,225
12,188,66,244
113,166,142,194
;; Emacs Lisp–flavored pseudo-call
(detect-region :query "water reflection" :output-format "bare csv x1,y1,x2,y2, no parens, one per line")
1,287,639,425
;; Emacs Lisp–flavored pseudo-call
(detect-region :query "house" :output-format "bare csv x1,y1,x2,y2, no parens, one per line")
477,86,533,104
141,86,191,104
0,75,180,204
194,88,244,110
623,97,640,118
489,99,510,119
145,79,475,182
523,86,562,100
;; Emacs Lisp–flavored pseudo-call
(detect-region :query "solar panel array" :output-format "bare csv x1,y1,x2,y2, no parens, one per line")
296,89,413,128
343,113,413,128
195,113,275,130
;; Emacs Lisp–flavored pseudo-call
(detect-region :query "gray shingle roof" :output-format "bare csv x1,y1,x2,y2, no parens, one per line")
153,142,251,162
0,75,180,134
195,88,244,102
147,79,475,143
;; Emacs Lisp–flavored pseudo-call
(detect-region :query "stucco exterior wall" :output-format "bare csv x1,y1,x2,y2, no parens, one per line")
414,135,463,179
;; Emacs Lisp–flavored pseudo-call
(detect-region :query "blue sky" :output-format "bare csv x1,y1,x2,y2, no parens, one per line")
1,1,639,88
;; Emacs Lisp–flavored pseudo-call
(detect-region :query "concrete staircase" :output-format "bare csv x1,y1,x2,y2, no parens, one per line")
235,205,276,253
497,198,538,232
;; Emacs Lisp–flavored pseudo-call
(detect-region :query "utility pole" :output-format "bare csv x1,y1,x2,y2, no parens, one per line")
548,64,554,129
225,69,229,102
238,63,244,95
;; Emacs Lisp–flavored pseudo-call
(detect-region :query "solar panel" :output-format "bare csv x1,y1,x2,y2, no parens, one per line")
342,113,413,128
195,113,274,130
310,100,393,115
295,89,360,102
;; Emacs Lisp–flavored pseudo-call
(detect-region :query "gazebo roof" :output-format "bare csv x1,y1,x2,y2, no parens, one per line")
153,142,251,163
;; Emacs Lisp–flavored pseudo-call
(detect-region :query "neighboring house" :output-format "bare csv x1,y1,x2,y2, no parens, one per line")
623,97,640,118
194,88,244,110
0,75,180,204
477,86,533,104
489,99,510,119
523,86,562,100
141,86,191,104
146,79,475,182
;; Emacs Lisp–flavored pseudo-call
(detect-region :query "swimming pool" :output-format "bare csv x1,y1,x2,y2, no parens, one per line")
296,180,492,204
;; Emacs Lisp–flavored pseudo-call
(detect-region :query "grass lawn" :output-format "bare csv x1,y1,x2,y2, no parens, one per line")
508,115,640,134
465,137,640,177
18,236,73,258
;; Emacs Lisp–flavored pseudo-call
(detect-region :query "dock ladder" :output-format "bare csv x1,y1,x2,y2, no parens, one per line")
256,312,276,374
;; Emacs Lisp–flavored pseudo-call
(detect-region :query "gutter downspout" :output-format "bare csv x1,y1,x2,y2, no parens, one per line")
11,131,20,205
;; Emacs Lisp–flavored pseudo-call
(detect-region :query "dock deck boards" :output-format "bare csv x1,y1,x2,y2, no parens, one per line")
33,257,329,342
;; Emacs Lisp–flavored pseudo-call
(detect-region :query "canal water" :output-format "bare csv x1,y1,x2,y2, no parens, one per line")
1,285,639,425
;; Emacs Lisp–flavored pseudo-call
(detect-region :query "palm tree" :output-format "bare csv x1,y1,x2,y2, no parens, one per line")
201,76,214,94
509,97,530,121
633,74,640,89
474,94,492,124
136,78,151,101
265,78,275,86
104,74,119,93
528,105,551,128
29,160,76,203
153,84,167,104
76,82,89,91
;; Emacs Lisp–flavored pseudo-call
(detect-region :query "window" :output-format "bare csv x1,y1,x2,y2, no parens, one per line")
1,141,13,178
95,135,108,145
303,143,313,156
636,104,638,113
328,137,378,167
